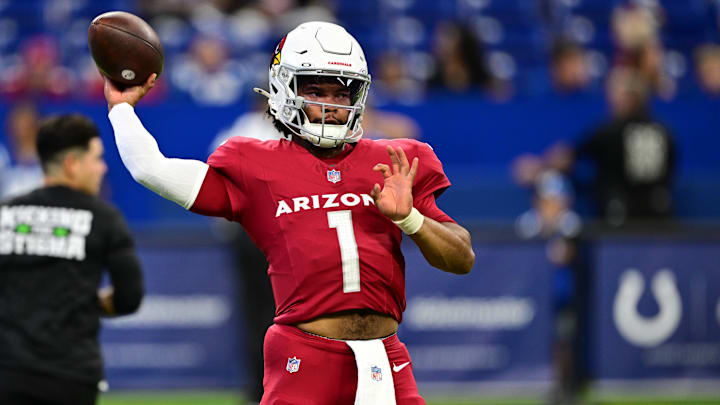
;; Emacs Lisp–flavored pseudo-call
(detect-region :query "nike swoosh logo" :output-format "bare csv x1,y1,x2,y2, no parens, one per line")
392,362,410,373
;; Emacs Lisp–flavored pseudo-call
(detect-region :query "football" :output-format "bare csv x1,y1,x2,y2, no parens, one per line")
88,11,164,86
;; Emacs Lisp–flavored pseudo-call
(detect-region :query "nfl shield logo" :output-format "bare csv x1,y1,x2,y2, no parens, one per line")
327,169,341,183
370,365,382,382
286,357,301,373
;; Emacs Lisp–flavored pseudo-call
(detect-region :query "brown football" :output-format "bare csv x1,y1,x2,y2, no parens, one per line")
88,11,164,86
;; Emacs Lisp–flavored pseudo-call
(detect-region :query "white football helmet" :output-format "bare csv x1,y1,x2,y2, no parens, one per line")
255,22,371,148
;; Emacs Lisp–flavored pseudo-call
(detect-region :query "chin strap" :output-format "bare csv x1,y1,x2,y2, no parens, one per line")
253,87,271,98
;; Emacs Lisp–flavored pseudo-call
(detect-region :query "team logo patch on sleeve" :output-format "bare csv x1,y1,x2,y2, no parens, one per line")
327,169,341,183
286,356,301,373
370,365,382,382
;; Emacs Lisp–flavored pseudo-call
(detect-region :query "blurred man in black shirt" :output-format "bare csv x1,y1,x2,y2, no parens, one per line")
552,67,676,226
0,114,144,405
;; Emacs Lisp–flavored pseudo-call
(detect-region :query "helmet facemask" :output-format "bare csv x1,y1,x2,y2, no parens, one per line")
271,67,371,148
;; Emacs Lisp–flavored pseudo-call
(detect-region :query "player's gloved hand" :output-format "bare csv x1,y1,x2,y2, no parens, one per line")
103,73,156,111
371,146,419,221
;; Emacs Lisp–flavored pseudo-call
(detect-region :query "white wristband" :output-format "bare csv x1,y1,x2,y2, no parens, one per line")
393,207,424,235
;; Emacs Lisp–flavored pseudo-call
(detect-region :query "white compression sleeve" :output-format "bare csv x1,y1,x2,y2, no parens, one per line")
108,103,209,209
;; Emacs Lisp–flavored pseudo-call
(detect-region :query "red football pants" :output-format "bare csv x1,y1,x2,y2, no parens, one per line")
261,324,426,405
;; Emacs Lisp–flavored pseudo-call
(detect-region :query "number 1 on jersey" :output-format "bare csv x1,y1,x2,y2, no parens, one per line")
327,210,361,293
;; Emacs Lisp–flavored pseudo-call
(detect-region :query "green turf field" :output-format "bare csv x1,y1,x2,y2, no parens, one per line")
97,393,507,405
97,391,720,405
99,392,239,405
97,392,489,405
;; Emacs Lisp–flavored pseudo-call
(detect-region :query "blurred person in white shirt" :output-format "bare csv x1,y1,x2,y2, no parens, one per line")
0,103,43,199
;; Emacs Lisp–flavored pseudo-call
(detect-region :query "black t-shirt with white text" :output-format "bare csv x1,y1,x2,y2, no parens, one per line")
576,114,675,219
0,185,141,384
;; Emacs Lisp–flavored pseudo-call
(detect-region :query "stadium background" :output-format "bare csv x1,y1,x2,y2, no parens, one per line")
1,0,720,404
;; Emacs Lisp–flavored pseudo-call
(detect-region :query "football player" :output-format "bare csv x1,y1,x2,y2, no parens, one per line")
105,22,474,405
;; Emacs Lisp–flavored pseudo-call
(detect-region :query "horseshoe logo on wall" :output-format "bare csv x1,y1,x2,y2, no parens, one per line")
613,269,682,347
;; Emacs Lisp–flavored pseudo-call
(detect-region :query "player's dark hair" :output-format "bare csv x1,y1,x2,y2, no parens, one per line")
266,106,294,138
36,114,99,173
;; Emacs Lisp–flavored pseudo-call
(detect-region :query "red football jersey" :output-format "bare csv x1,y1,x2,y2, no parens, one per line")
192,137,452,324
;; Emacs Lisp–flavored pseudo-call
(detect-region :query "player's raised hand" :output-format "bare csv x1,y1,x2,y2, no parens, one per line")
103,73,156,111
371,145,419,221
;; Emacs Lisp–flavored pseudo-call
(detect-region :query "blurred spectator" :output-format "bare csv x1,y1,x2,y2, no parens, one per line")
172,35,245,105
612,3,661,54
371,51,425,106
0,103,44,199
139,0,245,18
427,21,495,93
228,5,274,50
0,35,75,100
0,113,143,405
515,170,582,240
261,0,336,35
550,38,592,95
694,43,720,96
513,169,581,405
361,103,420,140
552,67,676,226
611,3,676,99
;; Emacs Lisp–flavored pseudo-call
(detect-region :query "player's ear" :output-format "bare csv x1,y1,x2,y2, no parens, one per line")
62,150,81,178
